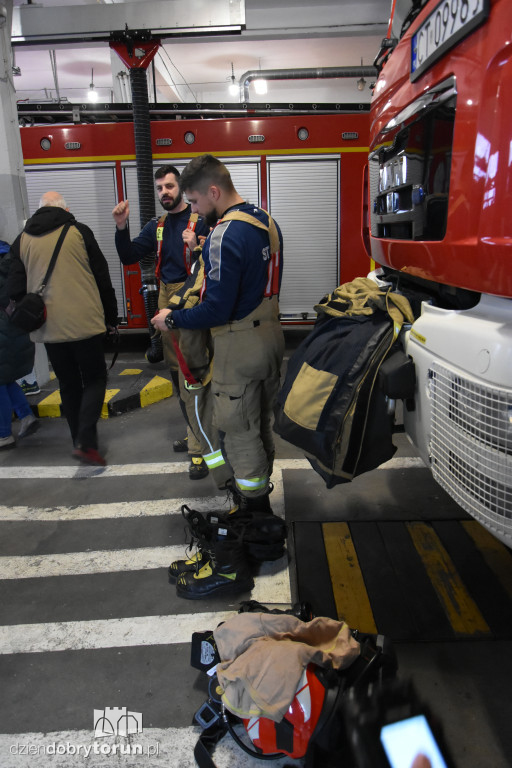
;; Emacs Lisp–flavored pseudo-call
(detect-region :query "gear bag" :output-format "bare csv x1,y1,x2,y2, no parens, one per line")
273,278,415,488
191,605,397,768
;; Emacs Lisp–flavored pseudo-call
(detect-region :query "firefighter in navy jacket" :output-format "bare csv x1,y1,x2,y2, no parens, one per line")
113,164,210,478
152,154,284,524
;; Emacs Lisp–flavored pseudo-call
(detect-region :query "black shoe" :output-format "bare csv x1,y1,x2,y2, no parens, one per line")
189,456,209,480
173,436,188,452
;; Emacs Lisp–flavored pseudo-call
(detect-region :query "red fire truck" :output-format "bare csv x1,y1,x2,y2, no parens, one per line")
19,112,370,329
366,0,512,544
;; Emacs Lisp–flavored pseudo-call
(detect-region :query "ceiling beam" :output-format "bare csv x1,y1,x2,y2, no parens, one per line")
11,0,245,46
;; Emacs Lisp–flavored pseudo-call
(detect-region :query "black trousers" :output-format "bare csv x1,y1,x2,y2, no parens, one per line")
45,334,107,450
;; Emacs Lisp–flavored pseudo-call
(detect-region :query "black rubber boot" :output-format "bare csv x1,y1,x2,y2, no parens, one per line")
176,532,254,600
225,481,274,520
168,506,213,582
210,485,287,563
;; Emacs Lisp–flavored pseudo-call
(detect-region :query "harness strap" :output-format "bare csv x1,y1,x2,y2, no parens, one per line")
217,210,281,298
155,212,199,280
171,334,199,387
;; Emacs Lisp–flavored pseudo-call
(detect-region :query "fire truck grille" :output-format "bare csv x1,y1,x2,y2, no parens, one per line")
430,363,512,539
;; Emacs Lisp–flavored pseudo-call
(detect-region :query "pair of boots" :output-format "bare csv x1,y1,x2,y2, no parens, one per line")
168,491,287,600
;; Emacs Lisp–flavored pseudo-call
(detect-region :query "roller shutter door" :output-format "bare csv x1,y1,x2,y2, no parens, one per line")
122,159,260,228
24,164,126,318
268,158,339,320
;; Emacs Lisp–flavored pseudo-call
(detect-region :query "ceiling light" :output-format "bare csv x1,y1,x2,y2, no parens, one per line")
88,68,98,103
228,62,238,97
254,78,267,95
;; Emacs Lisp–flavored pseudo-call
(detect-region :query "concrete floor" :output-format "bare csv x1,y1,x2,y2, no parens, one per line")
0,333,511,768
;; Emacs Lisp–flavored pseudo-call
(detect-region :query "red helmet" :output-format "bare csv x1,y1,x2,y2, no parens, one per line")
242,664,328,759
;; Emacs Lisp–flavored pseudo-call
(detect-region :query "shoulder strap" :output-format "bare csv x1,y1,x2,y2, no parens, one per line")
218,210,280,254
39,223,71,294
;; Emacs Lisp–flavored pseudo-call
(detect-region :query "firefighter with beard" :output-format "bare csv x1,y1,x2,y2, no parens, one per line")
112,164,210,479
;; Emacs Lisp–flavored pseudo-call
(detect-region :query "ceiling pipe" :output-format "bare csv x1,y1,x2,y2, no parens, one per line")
240,65,378,102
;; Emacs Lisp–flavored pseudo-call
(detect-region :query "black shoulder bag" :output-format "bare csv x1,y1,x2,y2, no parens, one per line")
10,223,71,333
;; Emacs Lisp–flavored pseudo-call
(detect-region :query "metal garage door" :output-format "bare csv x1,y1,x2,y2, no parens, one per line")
267,157,339,320
24,164,126,317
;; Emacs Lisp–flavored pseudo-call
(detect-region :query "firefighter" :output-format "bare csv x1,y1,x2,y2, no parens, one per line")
112,165,210,479
152,154,284,597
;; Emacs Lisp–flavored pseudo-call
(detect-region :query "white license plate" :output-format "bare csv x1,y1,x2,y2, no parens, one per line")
411,0,489,81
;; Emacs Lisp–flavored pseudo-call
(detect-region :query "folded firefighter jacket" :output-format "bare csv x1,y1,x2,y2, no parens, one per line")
274,277,414,488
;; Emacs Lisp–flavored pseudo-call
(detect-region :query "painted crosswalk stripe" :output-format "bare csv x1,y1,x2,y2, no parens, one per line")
0,456,425,480
0,612,236,654
0,498,225,522
0,543,289,587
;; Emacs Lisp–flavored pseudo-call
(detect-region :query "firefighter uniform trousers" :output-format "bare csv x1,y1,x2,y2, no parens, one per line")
211,295,285,498
177,326,232,489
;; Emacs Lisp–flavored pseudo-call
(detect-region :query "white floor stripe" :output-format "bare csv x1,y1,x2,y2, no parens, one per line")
0,456,425,480
0,545,187,580
0,497,227,522
0,612,236,654
0,727,303,768
1,560,290,655
0,542,291,589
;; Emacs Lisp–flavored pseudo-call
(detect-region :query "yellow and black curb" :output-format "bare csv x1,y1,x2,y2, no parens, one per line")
32,365,174,419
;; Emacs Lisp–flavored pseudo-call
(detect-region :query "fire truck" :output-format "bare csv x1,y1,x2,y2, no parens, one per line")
19,110,370,329
366,0,512,544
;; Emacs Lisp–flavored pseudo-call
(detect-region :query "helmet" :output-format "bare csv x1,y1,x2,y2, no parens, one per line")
242,664,328,759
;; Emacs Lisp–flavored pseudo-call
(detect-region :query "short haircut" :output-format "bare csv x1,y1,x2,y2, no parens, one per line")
154,164,180,181
39,191,67,210
179,154,235,195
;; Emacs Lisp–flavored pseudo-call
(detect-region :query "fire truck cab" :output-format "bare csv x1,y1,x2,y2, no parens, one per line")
367,0,512,545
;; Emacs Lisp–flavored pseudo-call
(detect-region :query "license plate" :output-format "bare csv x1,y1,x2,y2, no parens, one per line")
411,0,489,81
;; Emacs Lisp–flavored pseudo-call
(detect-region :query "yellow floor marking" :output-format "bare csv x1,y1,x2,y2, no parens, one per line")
461,521,512,601
140,375,173,407
407,522,490,635
119,369,143,375
36,390,61,418
101,389,121,419
49,371,56,380
322,522,377,633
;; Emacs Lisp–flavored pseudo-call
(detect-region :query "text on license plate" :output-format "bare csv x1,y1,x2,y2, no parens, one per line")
411,0,488,81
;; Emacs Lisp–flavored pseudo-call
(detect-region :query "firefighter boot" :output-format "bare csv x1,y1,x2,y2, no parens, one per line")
176,533,254,600
225,480,274,520
240,490,288,563
168,506,213,582
168,505,241,582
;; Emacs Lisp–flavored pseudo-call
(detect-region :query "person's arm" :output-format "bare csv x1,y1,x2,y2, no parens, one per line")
6,234,27,301
114,218,157,266
76,222,119,326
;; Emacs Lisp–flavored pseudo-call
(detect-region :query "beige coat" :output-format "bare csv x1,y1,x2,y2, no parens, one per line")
19,224,108,343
